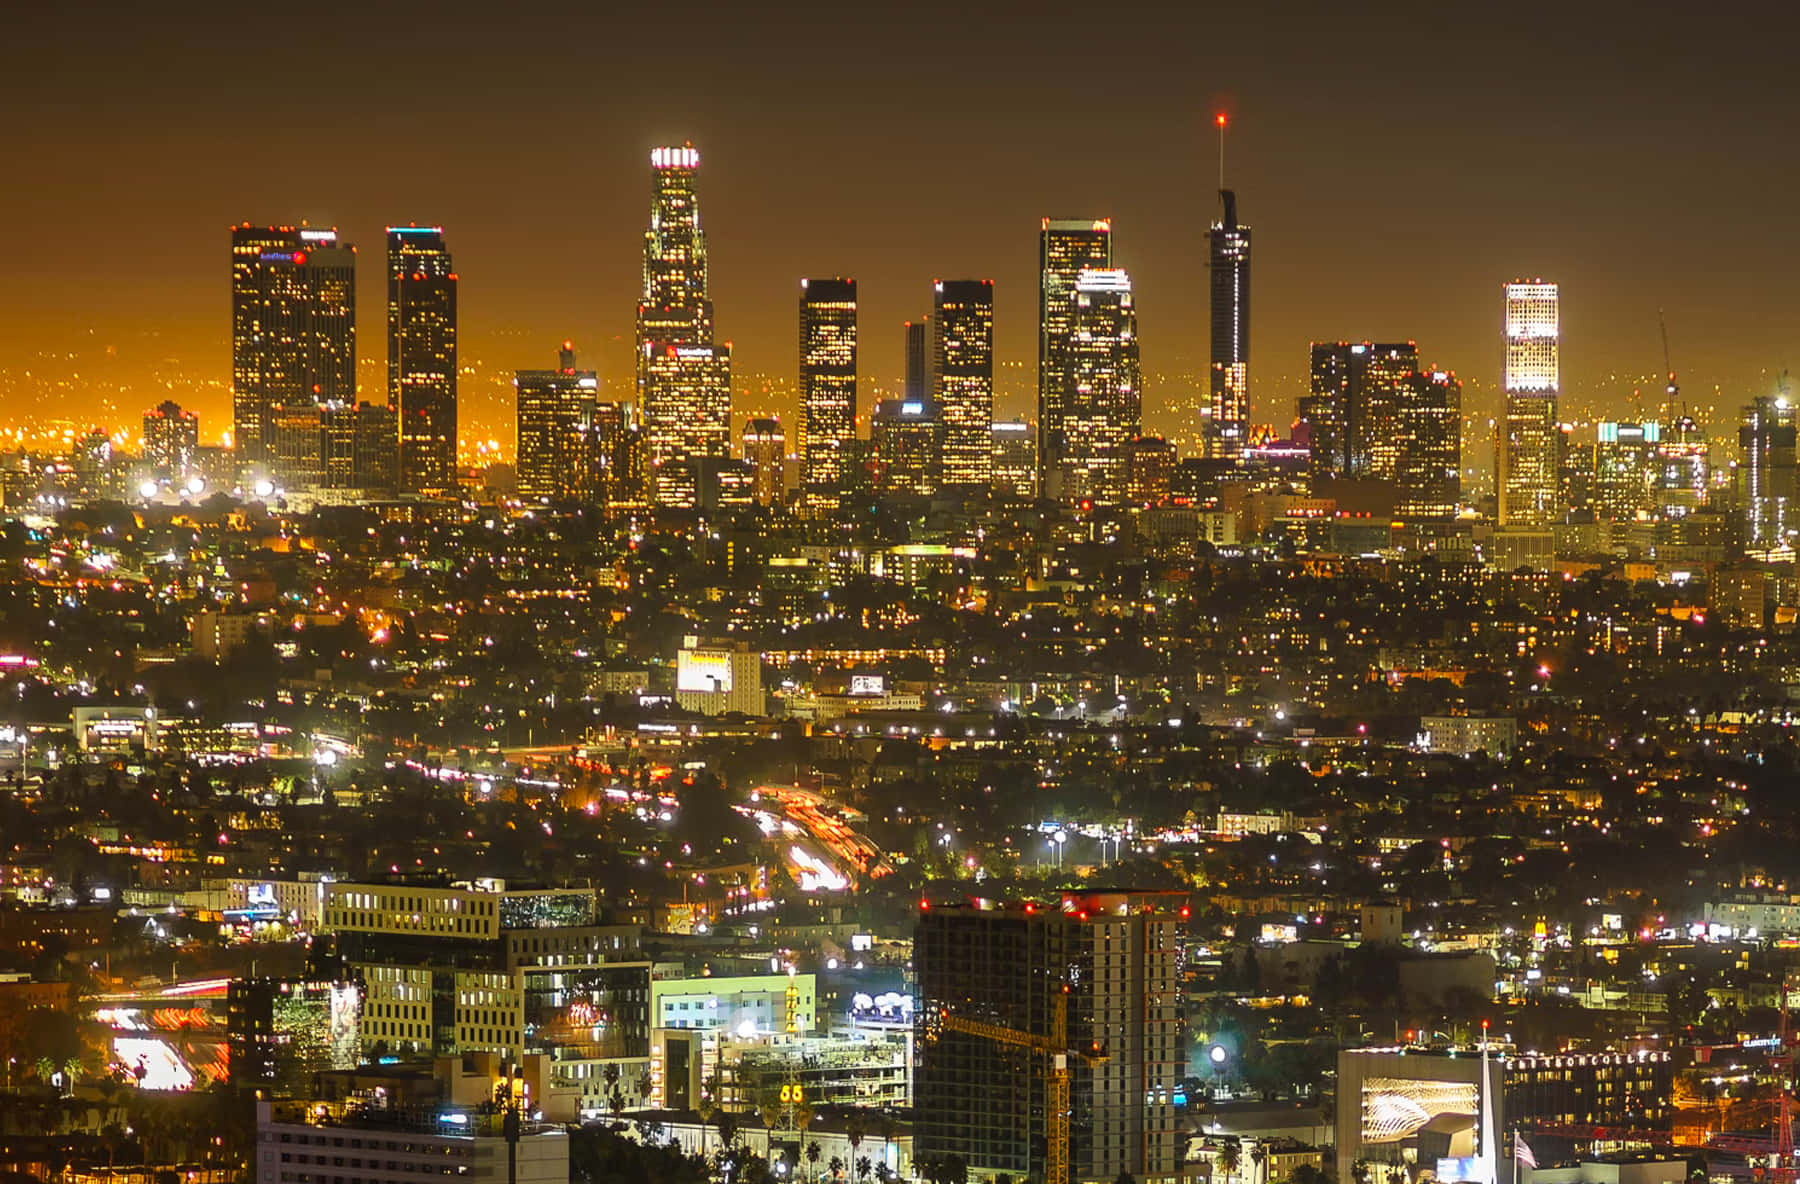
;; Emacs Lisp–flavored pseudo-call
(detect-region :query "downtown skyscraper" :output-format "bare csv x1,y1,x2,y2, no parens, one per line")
1059,269,1141,503
516,342,602,502
931,280,994,490
387,226,458,494
637,144,731,508
1500,280,1560,526
798,278,857,511
1207,190,1251,458
230,225,355,473
1038,218,1112,497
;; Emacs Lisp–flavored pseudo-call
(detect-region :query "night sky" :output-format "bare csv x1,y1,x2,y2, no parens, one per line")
6,0,1799,440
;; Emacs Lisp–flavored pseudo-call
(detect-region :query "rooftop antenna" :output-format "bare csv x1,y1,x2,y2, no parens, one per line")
1658,308,1680,418
1215,112,1228,191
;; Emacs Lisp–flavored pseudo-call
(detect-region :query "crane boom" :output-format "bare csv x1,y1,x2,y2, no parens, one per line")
934,992,1099,1184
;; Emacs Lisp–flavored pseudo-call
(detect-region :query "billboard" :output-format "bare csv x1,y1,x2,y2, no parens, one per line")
850,674,886,696
677,650,733,693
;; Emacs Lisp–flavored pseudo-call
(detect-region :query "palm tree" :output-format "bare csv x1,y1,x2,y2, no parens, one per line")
856,1155,873,1183
806,1140,822,1184
846,1114,867,1179
1250,1142,1268,1184
1217,1140,1242,1184
829,1155,846,1182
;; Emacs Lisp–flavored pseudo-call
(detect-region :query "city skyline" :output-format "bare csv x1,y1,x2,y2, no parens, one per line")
5,3,1799,442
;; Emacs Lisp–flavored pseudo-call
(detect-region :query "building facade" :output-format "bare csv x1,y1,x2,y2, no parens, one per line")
1207,191,1251,459
231,225,356,473
1501,281,1560,526
387,226,457,493
931,280,995,491
1059,268,1141,504
1039,219,1113,497
799,278,857,511
637,145,731,507
741,417,786,507
516,344,606,503
915,893,1183,1184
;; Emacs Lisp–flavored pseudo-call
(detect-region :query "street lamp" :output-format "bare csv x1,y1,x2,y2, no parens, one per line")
1209,1044,1229,1098
1052,829,1067,868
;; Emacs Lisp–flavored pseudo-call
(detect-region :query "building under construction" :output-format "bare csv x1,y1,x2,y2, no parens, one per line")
914,891,1184,1184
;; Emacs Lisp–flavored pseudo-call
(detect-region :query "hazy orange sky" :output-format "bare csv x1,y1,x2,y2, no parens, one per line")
5,0,1799,441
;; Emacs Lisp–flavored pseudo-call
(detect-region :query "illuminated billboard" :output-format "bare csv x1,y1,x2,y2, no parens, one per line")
677,650,734,693
850,674,886,696
1361,1076,1477,1143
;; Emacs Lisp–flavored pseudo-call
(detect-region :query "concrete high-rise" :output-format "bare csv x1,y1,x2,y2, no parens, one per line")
1039,219,1113,496
637,145,731,506
387,226,458,493
1207,191,1251,458
798,278,857,511
1740,395,1797,549
1500,281,1560,526
231,225,356,472
741,417,786,507
916,893,1184,1184
516,343,607,503
904,320,930,404
872,398,942,499
1394,368,1462,519
931,280,994,490
1059,269,1141,503
142,400,199,481
990,419,1035,499
1302,342,1420,482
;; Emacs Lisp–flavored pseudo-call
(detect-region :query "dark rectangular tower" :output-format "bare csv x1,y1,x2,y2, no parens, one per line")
387,226,458,494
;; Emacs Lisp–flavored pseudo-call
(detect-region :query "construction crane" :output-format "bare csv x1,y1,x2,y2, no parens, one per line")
1659,308,1680,413
934,989,1105,1184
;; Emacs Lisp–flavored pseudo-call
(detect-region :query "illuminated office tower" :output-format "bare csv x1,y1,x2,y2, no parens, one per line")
904,320,930,403
1394,369,1462,519
143,400,199,481
1125,436,1176,505
636,145,731,506
990,420,1035,499
387,226,458,493
872,398,942,498
231,225,356,470
516,342,604,502
798,278,857,510
931,280,994,490
1059,269,1140,503
1740,395,1797,550
270,401,394,491
1655,416,1709,518
1039,218,1113,495
741,417,786,507
1302,342,1419,482
1500,281,1560,525
1593,421,1658,520
1207,191,1251,458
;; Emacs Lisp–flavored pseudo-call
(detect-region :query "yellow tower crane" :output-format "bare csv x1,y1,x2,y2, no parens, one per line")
935,989,1105,1184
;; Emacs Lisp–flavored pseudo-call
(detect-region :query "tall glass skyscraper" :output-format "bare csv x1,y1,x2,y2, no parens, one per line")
1395,368,1462,519
1207,191,1251,458
1038,218,1112,496
904,320,930,404
516,342,604,503
387,226,457,494
231,225,355,473
1059,269,1140,504
1500,280,1560,526
637,144,731,507
798,278,857,511
931,280,995,490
